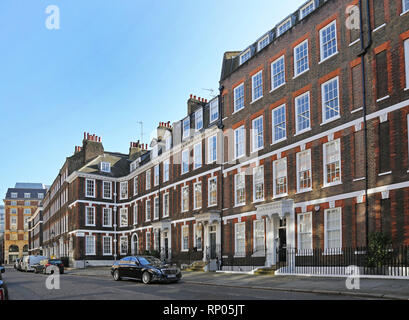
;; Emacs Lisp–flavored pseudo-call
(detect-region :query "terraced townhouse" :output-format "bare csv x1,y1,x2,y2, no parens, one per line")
30,0,409,271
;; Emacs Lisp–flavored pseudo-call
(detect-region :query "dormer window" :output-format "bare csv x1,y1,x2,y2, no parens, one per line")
11,192,17,198
258,35,269,51
100,162,111,173
277,18,292,37
299,1,315,20
239,49,251,65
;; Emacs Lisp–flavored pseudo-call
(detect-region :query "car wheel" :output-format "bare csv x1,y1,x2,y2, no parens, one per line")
142,271,151,284
113,270,121,281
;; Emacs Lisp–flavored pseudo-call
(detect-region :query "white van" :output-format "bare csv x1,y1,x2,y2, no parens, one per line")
22,255,47,272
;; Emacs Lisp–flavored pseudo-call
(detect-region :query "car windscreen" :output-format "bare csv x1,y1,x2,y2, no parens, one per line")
138,256,162,266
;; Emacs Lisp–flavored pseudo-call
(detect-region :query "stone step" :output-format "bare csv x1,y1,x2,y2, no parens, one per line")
253,267,277,275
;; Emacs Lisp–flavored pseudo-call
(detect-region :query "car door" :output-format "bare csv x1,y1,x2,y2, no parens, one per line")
128,257,141,279
117,257,130,278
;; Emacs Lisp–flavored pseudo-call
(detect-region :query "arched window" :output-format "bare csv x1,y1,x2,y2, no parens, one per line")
9,245,19,253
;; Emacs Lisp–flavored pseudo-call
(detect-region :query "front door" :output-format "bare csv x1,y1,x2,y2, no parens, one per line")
209,231,216,259
164,236,169,260
278,219,287,263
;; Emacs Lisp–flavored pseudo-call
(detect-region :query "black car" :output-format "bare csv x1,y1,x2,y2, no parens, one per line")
33,259,64,274
0,266,9,300
111,256,182,284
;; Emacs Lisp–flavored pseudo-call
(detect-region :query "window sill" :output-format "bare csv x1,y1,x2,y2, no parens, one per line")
271,137,287,145
251,147,264,154
376,95,390,103
319,51,339,65
378,171,392,177
295,188,312,195
320,115,341,126
207,204,217,208
294,128,311,137
232,107,245,115
348,39,360,47
234,203,246,208
251,252,265,257
372,23,386,33
252,199,265,204
405,87,409,91
322,181,342,189
351,107,363,114
270,82,286,93
273,193,288,200
401,10,409,16
293,68,309,80
353,177,365,182
250,96,263,104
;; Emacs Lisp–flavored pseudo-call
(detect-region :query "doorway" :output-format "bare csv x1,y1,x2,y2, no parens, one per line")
278,218,287,262
209,225,217,259
131,234,139,255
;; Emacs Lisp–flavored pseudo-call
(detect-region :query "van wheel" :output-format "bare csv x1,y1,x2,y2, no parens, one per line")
142,271,151,284
113,270,121,281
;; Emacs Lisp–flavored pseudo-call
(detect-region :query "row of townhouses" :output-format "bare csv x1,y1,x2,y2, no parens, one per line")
26,0,409,270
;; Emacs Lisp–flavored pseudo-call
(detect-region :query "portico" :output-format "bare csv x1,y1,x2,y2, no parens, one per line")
193,211,221,262
151,219,172,261
256,199,295,268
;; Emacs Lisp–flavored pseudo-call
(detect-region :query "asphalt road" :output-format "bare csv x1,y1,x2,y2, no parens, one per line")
2,267,372,300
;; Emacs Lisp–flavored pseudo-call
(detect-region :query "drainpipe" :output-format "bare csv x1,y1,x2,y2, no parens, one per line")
358,0,372,247
113,181,117,262
218,87,225,269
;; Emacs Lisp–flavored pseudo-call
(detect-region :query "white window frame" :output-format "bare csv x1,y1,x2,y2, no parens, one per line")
85,235,96,255
233,83,245,113
319,20,338,62
181,225,189,252
297,212,313,252
251,116,264,152
182,117,190,139
163,159,170,182
146,231,151,252
251,70,263,102
208,177,217,207
120,181,128,200
102,181,112,200
120,236,128,255
257,34,269,51
194,142,202,169
85,206,95,226
273,158,288,198
194,224,203,251
253,219,265,254
296,149,312,193
271,55,286,91
294,39,309,77
181,186,189,212
120,208,128,227
85,179,95,198
103,236,112,256
253,166,264,202
100,162,111,173
153,196,159,220
133,204,138,225
133,176,138,196
163,193,170,218
193,182,202,210
295,91,311,135
103,207,112,227
299,0,315,20
209,98,219,123
154,165,160,186
321,76,340,124
234,172,246,206
235,222,246,257
323,139,342,187
146,170,151,190
272,104,287,144
145,199,151,221
404,39,409,90
181,149,189,174
24,193,30,198
208,134,217,164
195,108,203,131
240,49,251,65
234,126,245,160
11,192,17,198
403,0,409,14
324,207,342,252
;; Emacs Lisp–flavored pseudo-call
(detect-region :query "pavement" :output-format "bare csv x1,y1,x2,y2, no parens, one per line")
63,266,409,300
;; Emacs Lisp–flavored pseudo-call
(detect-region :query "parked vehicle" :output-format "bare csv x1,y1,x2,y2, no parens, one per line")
33,259,64,275
22,255,47,272
14,258,22,271
0,266,9,300
111,255,182,284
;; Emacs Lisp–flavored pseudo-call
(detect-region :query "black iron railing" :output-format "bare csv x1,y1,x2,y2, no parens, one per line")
275,246,409,277
221,246,267,272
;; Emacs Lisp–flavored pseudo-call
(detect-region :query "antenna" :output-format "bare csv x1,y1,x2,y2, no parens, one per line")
201,88,217,98
136,121,144,144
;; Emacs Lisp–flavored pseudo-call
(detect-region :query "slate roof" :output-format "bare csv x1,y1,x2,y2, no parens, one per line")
77,152,130,178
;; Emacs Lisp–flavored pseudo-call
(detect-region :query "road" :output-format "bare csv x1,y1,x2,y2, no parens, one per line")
2,267,373,300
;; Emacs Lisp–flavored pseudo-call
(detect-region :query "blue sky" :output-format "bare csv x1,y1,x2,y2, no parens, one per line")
0,0,303,198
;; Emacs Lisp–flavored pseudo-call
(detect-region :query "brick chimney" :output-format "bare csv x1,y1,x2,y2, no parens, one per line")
157,121,172,141
82,132,104,162
129,140,142,160
187,94,207,115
